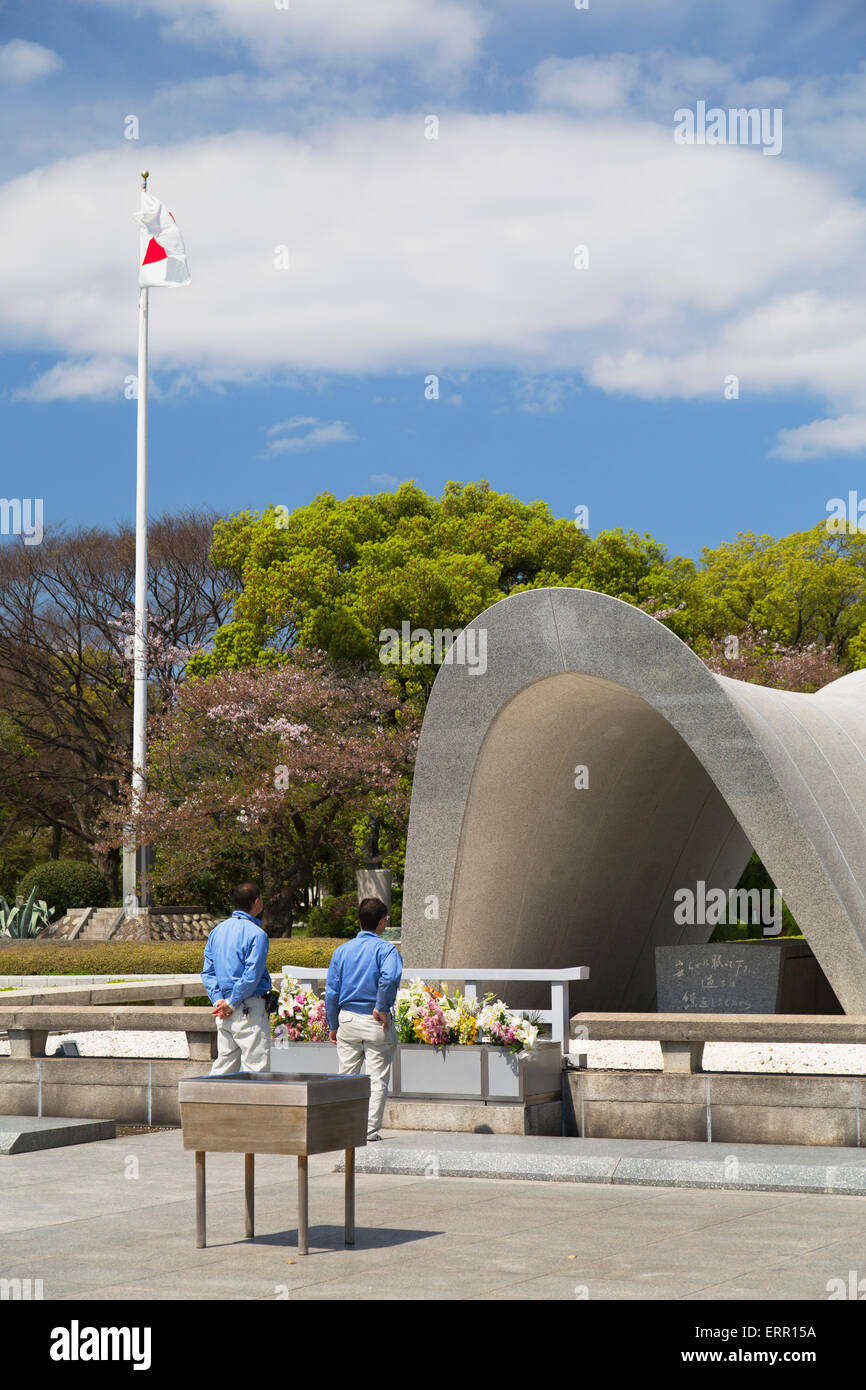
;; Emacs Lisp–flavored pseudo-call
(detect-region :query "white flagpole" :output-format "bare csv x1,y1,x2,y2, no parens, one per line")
126,169,150,917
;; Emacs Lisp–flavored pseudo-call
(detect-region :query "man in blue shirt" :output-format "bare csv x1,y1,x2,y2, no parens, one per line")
325,897,403,1141
202,881,272,1074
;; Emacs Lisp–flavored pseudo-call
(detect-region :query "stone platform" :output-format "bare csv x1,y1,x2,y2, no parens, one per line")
0,1115,116,1154
337,1131,866,1196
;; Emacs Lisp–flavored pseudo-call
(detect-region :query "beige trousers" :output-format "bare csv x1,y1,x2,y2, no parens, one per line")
336,1009,396,1139
210,995,270,1074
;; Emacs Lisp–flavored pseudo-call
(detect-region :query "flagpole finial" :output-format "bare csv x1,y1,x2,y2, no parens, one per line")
140,170,149,190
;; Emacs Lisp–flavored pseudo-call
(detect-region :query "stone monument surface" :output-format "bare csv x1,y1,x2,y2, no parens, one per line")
401,587,866,1014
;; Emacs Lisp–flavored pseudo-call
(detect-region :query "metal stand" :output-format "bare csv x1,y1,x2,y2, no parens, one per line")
297,1154,309,1255
244,1153,254,1238
195,1151,206,1249
192,1147,357,1253
345,1148,355,1245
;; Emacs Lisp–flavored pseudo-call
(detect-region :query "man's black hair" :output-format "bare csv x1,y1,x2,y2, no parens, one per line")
233,881,262,913
358,897,388,932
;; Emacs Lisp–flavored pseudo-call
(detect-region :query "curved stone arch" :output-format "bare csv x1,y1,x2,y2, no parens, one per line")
401,587,866,1012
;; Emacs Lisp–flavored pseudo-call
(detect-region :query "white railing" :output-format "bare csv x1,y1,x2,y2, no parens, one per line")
278,965,590,1056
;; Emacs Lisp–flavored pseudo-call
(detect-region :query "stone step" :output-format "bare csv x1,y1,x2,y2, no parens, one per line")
0,1116,116,1154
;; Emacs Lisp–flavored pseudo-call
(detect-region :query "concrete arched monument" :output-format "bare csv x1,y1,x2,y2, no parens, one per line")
401,588,866,1013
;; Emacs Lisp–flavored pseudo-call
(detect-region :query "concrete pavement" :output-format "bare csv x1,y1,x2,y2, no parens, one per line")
3,1128,866,1299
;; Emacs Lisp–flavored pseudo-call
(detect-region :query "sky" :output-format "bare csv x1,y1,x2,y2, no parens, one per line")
2,0,866,559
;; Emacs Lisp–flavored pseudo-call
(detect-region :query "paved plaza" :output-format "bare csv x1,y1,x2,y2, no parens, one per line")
2,1128,865,1300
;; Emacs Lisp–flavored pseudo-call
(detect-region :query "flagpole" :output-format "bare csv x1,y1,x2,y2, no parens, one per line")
126,169,150,917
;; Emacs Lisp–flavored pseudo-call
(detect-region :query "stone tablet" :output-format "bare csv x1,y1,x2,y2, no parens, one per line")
655,943,783,1013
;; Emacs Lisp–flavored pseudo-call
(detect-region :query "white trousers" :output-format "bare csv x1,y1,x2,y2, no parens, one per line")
210,995,270,1074
336,1009,396,1139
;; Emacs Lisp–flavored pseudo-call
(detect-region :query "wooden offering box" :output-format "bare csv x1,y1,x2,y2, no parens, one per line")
179,1072,369,1153
178,1072,370,1252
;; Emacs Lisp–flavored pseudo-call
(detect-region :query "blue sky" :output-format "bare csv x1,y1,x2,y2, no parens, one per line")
2,0,866,558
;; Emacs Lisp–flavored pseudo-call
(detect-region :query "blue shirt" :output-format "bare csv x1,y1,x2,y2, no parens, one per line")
325,930,404,1031
201,910,272,1009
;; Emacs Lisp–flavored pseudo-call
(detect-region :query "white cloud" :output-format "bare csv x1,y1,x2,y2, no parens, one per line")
263,418,355,455
773,413,866,461
78,0,486,71
588,290,866,408
0,39,63,83
268,416,318,433
370,472,400,488
531,55,640,112
516,376,574,414
4,106,866,456
530,51,740,115
13,356,131,401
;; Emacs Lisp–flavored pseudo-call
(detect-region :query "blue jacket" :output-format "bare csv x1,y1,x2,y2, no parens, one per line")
325,930,404,1031
201,910,272,1009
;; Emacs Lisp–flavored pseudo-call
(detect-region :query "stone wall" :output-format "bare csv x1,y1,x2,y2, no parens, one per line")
113,909,217,942
563,1069,865,1146
45,914,87,940
1,1058,864,1140
44,906,218,942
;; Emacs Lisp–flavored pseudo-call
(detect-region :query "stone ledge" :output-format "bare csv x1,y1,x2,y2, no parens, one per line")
336,1132,866,1196
0,1115,116,1154
579,1071,707,1102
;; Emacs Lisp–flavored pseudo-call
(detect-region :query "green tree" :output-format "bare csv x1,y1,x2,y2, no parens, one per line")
690,524,866,661
191,480,691,699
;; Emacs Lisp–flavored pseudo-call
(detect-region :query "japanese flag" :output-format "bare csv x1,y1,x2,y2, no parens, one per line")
134,190,190,288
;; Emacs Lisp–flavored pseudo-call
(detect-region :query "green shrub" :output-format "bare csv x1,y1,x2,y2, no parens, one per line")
388,883,402,934
307,893,359,938
709,852,801,942
16,860,109,923
0,938,343,975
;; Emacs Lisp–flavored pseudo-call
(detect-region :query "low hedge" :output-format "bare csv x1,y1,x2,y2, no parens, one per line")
0,939,343,975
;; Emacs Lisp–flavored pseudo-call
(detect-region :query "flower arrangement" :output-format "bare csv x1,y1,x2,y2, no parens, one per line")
394,979,537,1054
394,978,450,1045
271,976,329,1043
477,998,539,1054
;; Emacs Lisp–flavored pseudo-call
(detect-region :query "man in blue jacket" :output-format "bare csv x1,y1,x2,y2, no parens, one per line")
325,897,403,1141
201,881,272,1074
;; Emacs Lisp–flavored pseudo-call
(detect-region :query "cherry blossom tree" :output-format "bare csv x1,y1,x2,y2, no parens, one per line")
100,650,419,931
702,626,843,692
